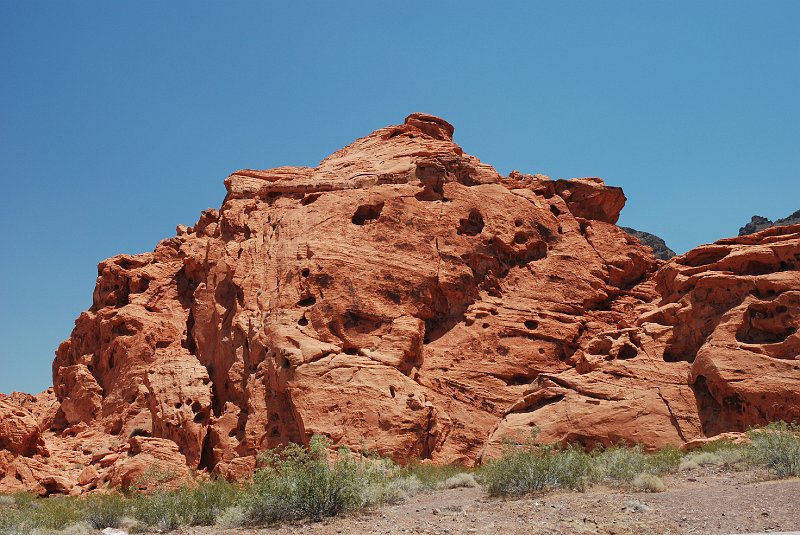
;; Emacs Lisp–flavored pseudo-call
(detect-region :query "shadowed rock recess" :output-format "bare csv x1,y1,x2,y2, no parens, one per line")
2,114,799,495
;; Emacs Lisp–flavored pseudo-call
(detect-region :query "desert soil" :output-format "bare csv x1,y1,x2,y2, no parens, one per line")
167,467,799,535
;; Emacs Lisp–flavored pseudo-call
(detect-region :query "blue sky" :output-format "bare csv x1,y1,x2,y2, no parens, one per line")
1,1,798,394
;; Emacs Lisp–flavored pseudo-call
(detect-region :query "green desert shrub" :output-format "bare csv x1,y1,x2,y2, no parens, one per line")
238,434,394,525
0,495,83,534
479,442,592,496
129,488,185,532
215,505,247,528
127,477,238,530
646,444,683,474
175,478,239,526
593,445,649,485
80,493,127,529
395,461,470,490
747,421,800,478
593,443,681,486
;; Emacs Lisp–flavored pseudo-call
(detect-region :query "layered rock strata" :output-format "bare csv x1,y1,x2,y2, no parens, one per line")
2,114,798,495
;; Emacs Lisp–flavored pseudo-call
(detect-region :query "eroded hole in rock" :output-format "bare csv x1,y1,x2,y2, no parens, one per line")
155,341,170,349
515,219,523,227
736,302,797,344
383,290,401,304
112,323,136,337
130,277,150,294
742,261,773,276
506,374,531,386
389,385,396,398
301,268,310,278
301,193,322,206
550,205,561,217
193,411,207,423
662,346,692,363
617,343,638,360
457,209,485,236
343,347,359,355
750,288,777,299
524,320,539,330
298,316,309,327
343,311,385,334
514,232,528,244
723,394,746,415
298,296,317,307
352,201,385,225
518,394,566,413
182,310,197,354
678,246,730,267
534,222,556,244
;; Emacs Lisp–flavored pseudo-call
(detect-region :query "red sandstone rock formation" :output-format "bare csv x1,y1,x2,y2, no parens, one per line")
1,114,798,495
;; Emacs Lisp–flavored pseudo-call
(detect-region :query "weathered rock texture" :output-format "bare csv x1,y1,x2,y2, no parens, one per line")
2,114,799,495
739,209,800,236
621,227,676,260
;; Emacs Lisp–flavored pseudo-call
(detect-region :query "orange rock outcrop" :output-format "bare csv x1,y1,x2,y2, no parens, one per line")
2,114,798,495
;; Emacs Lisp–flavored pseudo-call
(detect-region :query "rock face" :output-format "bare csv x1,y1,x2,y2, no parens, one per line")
621,227,676,260
2,113,799,495
739,210,800,236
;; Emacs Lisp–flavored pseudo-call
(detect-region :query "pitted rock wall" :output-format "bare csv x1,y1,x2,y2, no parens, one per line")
2,114,798,495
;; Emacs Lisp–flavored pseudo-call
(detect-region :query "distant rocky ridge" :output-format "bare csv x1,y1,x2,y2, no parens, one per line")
621,227,676,260
1,113,799,497
739,210,800,236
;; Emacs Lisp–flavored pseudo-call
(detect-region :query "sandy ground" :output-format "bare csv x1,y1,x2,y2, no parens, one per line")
169,467,799,535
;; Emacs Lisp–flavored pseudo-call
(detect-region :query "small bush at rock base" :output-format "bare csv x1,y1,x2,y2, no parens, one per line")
747,422,800,478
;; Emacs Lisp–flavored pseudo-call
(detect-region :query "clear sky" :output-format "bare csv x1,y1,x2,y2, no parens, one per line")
1,1,798,394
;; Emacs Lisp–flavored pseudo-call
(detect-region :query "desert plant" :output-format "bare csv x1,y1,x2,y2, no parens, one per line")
239,434,391,524
679,451,723,470
630,473,666,492
81,492,127,529
0,495,83,533
129,488,185,532
646,444,682,474
593,445,650,485
436,472,479,490
747,421,800,478
395,461,470,489
176,478,239,526
479,442,592,496
215,505,247,528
